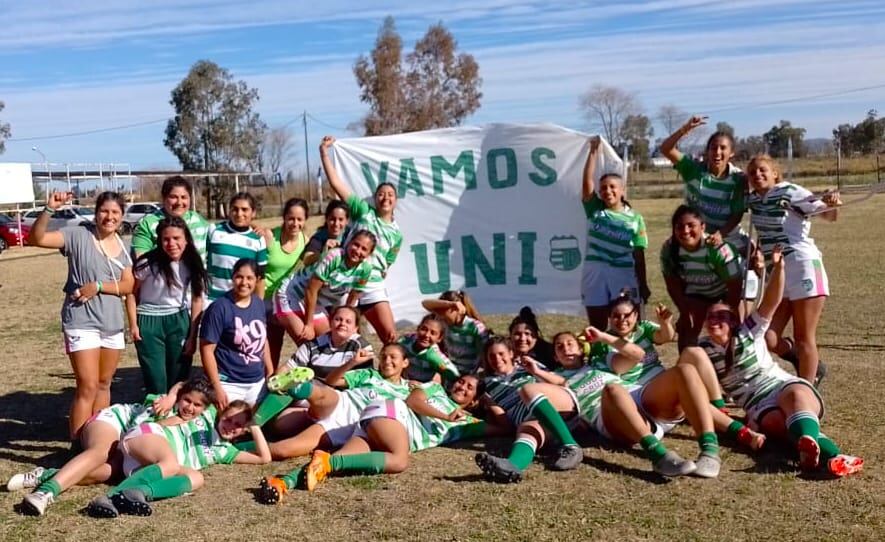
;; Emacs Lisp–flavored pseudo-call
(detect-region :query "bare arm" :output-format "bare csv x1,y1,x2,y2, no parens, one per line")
319,136,352,201
299,276,324,341
421,299,456,313
757,246,785,321
200,340,229,410
126,278,141,341
406,388,457,421
652,304,676,344
660,115,707,164
582,137,601,202
521,356,566,385
586,327,645,363
28,192,69,249
233,425,272,464
323,354,366,389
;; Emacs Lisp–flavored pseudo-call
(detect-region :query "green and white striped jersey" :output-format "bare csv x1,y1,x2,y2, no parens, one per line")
674,156,746,234
748,182,825,261
563,366,630,422
590,320,664,385
399,333,459,383
342,368,411,412
409,383,485,451
660,237,742,299
94,394,164,435
483,367,536,427
206,222,268,301
699,312,794,409
159,407,239,471
445,315,489,375
277,248,372,309
345,195,403,286
583,198,648,268
131,210,210,263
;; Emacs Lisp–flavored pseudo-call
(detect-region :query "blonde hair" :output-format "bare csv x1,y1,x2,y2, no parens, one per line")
746,153,781,182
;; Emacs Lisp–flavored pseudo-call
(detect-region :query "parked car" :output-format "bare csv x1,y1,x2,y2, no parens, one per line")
121,202,160,234
0,215,30,253
20,206,94,231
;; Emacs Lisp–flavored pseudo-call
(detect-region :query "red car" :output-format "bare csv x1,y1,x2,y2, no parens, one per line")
0,215,30,253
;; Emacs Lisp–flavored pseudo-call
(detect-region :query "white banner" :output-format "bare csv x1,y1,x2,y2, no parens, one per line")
0,163,36,205
331,123,624,324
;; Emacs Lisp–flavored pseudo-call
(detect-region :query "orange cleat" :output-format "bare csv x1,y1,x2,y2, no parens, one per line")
305,450,333,492
827,455,864,478
797,435,820,471
258,476,288,505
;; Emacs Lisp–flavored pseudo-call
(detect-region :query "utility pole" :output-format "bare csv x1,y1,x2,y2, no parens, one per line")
303,111,312,209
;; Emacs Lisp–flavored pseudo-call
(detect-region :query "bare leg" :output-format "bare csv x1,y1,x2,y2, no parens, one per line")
677,347,723,404
269,407,312,438
361,301,397,344
792,297,826,382
95,348,121,414
267,317,286,369
68,348,101,440
51,421,119,491
269,423,331,460
364,418,411,473
641,365,714,437
599,384,652,445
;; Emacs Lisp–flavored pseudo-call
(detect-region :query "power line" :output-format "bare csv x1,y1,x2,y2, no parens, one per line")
306,113,348,132
702,83,885,115
9,118,167,142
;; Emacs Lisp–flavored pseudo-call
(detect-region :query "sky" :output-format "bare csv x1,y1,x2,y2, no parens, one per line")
0,0,883,171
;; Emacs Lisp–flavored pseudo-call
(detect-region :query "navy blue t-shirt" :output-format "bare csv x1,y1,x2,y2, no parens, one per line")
200,293,267,384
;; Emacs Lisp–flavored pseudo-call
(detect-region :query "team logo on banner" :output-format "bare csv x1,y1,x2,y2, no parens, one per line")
549,236,581,271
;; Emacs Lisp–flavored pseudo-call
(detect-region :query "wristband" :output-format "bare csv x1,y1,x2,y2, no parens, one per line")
96,281,103,293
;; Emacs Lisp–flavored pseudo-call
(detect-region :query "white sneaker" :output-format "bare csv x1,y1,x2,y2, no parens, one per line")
692,453,722,479
22,490,54,516
7,467,45,491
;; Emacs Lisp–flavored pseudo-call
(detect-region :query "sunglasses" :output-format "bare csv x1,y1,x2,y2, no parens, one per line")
707,310,736,324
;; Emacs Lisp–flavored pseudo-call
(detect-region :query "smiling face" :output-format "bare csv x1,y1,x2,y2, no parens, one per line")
176,390,208,421
598,175,624,209
374,184,397,215
415,319,444,350
485,342,515,376
326,207,348,238
345,233,375,266
705,135,734,176
609,302,639,337
509,323,537,355
747,157,779,194
449,375,480,406
283,205,306,236
160,226,187,261
378,345,409,379
704,302,738,345
553,333,583,369
674,213,705,251
217,406,252,441
229,198,255,229
95,200,124,236
329,308,358,343
163,186,191,218
231,264,257,300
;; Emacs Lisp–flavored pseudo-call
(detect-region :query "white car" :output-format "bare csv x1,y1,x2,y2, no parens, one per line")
121,202,161,234
20,206,95,231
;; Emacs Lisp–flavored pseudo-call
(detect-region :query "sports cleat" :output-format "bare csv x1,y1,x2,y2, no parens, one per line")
87,494,119,518
653,450,697,477
111,489,152,516
692,453,722,479
550,445,583,471
305,450,332,492
474,453,523,484
737,426,767,452
827,454,864,478
267,366,315,394
257,477,288,505
7,466,45,491
21,490,54,516
797,435,821,471
814,361,828,388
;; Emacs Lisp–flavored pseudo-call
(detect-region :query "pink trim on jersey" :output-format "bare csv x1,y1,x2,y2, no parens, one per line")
813,260,826,297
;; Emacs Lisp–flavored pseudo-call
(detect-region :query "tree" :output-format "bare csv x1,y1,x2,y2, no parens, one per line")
164,60,267,172
763,120,806,158
354,17,482,136
655,104,686,135
620,114,654,168
735,135,766,161
579,85,640,147
0,101,10,154
260,126,297,184
715,121,735,138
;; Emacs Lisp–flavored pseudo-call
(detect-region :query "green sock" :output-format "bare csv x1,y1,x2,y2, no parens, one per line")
639,435,668,463
139,475,193,501
711,398,726,409
786,411,820,442
36,479,62,498
698,431,720,456
37,468,59,485
818,434,841,461
234,440,256,452
528,395,577,447
287,381,314,401
253,394,294,426
725,420,745,437
507,438,537,471
108,464,163,496
280,466,304,490
329,452,387,475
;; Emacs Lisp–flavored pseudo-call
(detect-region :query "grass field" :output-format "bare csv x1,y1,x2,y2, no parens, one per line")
1,196,884,541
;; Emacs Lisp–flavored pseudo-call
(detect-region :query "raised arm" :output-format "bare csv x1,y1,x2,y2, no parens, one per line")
27,192,68,249
652,304,676,344
660,115,707,164
757,245,785,321
521,356,565,385
585,326,645,364
323,354,367,389
582,137,601,202
406,387,461,421
319,136,352,202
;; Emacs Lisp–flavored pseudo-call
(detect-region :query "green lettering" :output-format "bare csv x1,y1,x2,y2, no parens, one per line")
396,158,424,198
360,162,389,192
462,234,506,287
529,147,557,186
431,151,476,194
411,241,451,294
517,232,537,285
486,148,518,189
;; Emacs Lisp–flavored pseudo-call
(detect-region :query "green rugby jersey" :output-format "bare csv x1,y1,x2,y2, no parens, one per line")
660,237,742,299
345,195,403,286
583,198,648,268
131,209,210,263
590,320,664,385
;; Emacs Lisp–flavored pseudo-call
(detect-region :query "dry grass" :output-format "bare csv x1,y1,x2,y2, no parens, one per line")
1,197,884,541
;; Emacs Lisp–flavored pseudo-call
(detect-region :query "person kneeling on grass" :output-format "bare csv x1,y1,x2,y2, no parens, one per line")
9,380,202,516
86,399,271,517
476,330,721,482
698,244,862,478
246,343,412,461
257,375,505,503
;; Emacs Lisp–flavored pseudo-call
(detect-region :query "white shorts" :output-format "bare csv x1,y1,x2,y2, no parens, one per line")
745,379,824,430
63,329,125,353
119,422,166,476
353,399,413,443
357,285,390,306
222,379,267,406
565,385,665,441
312,390,361,448
784,258,829,301
581,262,638,307
631,385,683,436
273,296,330,328
743,268,760,300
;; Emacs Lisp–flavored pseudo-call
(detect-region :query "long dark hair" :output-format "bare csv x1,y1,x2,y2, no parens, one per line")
418,312,448,355
667,205,705,275
136,216,207,299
